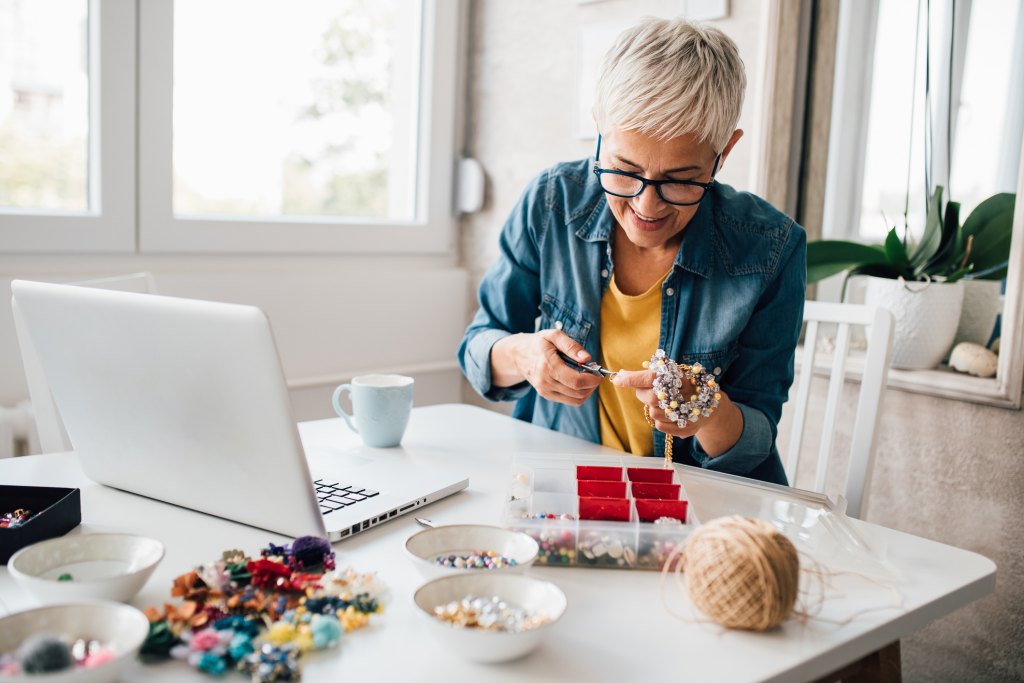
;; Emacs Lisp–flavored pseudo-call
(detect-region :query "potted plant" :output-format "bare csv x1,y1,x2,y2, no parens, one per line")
807,188,1016,370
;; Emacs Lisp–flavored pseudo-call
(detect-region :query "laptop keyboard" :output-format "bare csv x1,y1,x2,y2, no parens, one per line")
314,479,380,515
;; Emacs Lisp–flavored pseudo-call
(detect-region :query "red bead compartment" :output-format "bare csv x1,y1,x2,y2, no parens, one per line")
576,465,623,481
630,482,681,499
626,467,675,484
507,455,696,570
577,480,627,498
635,499,689,523
578,496,631,522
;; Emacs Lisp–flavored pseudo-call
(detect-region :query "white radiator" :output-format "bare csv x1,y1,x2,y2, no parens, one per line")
0,400,38,458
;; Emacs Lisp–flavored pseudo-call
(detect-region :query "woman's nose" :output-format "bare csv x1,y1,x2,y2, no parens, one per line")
633,183,666,214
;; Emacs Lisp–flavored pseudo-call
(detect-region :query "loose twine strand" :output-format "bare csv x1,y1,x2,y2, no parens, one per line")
659,516,904,632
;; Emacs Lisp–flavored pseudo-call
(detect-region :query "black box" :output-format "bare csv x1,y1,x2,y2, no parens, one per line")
0,485,81,564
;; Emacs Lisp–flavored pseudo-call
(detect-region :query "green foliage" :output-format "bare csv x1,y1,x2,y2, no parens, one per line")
807,187,1017,284
0,123,88,210
282,0,394,218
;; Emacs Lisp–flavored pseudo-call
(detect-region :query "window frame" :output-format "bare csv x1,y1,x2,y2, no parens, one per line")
138,0,458,254
816,0,1024,409
0,0,136,253
0,0,459,255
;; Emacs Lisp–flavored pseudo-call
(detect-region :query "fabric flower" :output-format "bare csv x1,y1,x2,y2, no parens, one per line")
140,621,181,658
290,536,334,570
199,560,232,593
197,652,228,676
247,559,292,590
189,628,221,652
227,633,254,661
311,614,343,649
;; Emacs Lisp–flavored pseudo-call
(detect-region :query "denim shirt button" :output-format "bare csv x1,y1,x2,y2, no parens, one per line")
554,320,564,330
666,287,675,296
601,269,609,278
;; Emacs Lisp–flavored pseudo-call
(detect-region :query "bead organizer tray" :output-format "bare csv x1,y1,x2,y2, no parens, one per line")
504,454,698,571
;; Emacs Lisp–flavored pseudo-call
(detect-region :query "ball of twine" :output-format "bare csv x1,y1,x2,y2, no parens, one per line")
681,515,799,631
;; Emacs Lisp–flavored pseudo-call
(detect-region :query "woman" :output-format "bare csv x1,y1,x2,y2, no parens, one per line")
457,18,805,485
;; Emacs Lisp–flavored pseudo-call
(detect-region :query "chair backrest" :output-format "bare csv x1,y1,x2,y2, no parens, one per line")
12,272,157,454
785,301,894,519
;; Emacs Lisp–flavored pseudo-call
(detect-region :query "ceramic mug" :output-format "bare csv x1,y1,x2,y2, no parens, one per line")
332,374,414,448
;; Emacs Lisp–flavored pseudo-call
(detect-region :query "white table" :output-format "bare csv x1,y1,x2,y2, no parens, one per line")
0,404,995,682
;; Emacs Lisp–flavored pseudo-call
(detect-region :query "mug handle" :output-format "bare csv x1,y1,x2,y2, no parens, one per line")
331,384,359,434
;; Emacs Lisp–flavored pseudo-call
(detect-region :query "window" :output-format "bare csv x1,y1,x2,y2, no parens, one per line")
0,0,89,212
0,0,135,252
0,0,461,254
825,0,1023,243
172,1,419,222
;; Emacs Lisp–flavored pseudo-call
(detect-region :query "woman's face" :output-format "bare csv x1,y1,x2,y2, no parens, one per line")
598,127,740,250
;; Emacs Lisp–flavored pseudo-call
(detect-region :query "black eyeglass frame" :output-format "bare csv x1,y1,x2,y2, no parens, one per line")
591,134,721,207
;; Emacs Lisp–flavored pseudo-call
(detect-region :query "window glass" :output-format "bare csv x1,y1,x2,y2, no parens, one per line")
948,0,1021,215
858,0,922,241
172,0,420,220
0,0,90,212
858,0,1021,240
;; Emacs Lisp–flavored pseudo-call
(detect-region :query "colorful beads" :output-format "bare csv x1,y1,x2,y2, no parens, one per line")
577,532,636,567
237,643,301,683
0,635,115,676
637,537,679,569
0,508,33,528
434,550,518,569
519,512,577,521
433,595,550,632
532,528,576,566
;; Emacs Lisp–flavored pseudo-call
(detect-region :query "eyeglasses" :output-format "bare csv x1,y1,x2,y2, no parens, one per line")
592,134,720,207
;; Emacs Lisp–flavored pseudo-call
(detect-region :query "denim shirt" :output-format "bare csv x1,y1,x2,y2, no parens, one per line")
458,158,806,485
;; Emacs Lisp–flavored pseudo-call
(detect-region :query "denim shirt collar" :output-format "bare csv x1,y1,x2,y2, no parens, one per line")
573,184,717,280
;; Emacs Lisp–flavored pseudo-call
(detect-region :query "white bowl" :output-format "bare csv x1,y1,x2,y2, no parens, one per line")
413,573,567,663
0,601,149,682
404,525,539,580
9,534,164,605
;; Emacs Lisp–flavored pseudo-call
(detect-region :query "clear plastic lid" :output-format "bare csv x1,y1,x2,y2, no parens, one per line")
677,466,900,580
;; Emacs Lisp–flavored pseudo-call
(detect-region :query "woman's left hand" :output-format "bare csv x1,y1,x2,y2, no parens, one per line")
612,369,709,439
613,369,743,456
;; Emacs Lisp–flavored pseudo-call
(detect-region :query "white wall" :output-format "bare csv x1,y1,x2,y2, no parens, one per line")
1,254,467,439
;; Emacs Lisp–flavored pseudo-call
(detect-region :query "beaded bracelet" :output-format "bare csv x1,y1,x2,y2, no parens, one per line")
645,349,721,427
642,349,723,465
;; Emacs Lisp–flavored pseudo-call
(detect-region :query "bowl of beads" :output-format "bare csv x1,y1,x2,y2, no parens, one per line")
8,533,164,605
0,601,149,682
413,573,567,663
404,525,538,579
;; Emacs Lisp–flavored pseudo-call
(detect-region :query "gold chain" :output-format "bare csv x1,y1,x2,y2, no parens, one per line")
643,404,673,468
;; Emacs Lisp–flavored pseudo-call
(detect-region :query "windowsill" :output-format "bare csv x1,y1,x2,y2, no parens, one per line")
795,345,1018,408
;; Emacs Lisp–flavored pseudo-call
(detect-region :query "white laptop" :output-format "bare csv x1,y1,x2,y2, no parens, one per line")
11,280,468,541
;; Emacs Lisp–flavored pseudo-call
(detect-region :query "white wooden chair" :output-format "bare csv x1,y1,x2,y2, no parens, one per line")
12,272,157,454
784,301,895,519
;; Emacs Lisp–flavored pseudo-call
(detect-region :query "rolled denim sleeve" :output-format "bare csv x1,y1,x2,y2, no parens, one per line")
458,172,548,402
689,225,806,479
690,403,774,472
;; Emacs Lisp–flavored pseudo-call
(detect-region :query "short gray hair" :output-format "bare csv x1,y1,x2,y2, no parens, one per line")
594,18,746,152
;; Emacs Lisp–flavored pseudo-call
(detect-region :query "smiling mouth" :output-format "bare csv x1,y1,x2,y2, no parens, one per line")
629,206,667,227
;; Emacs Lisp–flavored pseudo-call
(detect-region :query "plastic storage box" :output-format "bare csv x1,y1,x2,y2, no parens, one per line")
504,454,697,570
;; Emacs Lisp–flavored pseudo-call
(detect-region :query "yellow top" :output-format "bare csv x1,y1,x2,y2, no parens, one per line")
598,271,667,456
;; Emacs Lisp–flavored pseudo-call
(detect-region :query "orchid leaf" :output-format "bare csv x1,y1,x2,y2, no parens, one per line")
909,186,944,268
884,228,911,272
806,241,888,284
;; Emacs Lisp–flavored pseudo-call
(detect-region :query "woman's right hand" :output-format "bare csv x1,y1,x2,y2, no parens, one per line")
490,330,603,406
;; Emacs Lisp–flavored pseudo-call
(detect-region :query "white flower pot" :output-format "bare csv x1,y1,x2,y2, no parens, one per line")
950,279,1002,349
863,276,965,370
